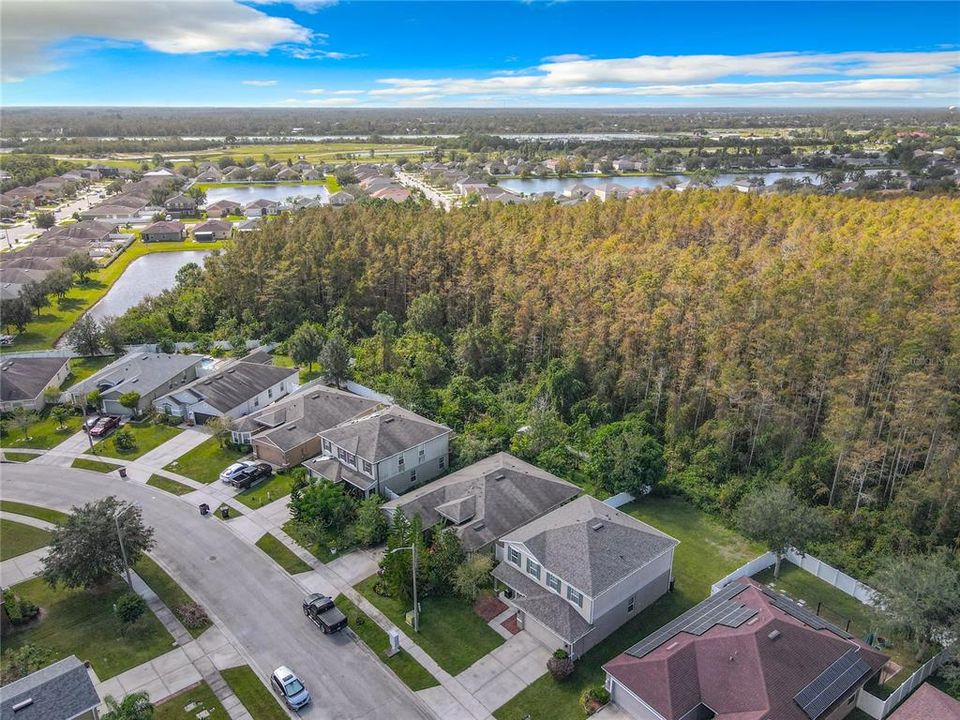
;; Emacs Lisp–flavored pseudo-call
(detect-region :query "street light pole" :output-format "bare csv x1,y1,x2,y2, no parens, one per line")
389,544,419,632
114,504,136,587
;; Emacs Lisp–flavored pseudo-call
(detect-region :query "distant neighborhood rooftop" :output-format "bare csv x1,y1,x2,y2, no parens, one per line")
0,655,100,720
164,360,297,412
888,683,960,720
0,357,69,405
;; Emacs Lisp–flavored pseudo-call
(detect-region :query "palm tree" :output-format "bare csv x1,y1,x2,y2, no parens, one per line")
103,691,154,720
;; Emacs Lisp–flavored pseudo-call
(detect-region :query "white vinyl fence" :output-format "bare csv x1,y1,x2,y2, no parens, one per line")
857,648,952,718
604,492,635,509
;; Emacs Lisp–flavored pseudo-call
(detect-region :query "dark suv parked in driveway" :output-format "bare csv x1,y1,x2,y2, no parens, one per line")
229,462,273,489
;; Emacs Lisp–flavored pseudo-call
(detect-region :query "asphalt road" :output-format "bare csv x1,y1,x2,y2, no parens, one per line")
0,464,434,720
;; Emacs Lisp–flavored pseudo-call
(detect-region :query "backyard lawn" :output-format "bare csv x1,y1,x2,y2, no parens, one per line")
271,353,323,384
335,593,438,691
63,355,117,388
71,457,121,473
94,422,182,459
220,666,288,720
147,474,194,496
234,471,299,509
356,575,504,675
163,437,248,484
134,555,212,638
0,519,51,560
154,682,227,720
255,533,312,574
0,411,81,449
493,495,764,720
0,501,69,525
2,576,173,680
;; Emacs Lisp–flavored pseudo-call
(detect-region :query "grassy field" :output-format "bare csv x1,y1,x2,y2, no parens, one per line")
1,240,223,352
493,496,763,720
147,473,195,496
134,555,212,638
191,142,434,165
2,451,40,462
356,575,504,676
220,666,288,720
234,471,298,509
335,593,438,691
0,500,69,524
3,575,172,680
71,457,120,473
94,421,182,459
62,355,117,388
154,682,227,720
255,533,312,574
0,519,51,560
163,437,247,484
0,410,82,449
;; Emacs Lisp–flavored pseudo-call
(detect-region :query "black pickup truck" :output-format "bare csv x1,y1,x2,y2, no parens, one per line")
302,594,348,634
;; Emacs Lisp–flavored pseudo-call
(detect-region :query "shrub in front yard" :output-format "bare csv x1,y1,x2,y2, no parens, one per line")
580,686,610,715
115,591,147,627
113,428,137,453
2,588,39,629
547,648,575,681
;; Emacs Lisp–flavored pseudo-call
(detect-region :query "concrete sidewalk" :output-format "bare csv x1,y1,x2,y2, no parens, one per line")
30,430,92,466
0,547,47,585
136,428,210,468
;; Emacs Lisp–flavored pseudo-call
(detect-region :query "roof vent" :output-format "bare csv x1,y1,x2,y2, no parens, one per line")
311,394,321,400
383,417,395,424
472,521,486,531
227,368,235,373
665,642,678,651
591,522,605,532
768,630,781,641
12,699,34,712
493,473,505,481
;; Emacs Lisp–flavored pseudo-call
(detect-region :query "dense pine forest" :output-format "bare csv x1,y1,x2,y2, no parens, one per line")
117,192,960,576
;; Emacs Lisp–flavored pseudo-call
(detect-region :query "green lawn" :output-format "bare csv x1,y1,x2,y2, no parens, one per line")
493,496,764,720
134,555,212,638
94,422,182,459
256,533,312,574
271,353,322,384
234,471,298,509
154,682,227,720
1,240,224,352
335,593,438,690
753,562,921,686
3,576,173,680
71,457,120,473
0,412,81,450
62,355,117,388
356,575,504,675
163,437,247,484
0,501,69,525
147,474,195,496
283,518,354,563
220,666,288,720
0,519,51,560
2,451,39,462
216,503,242,519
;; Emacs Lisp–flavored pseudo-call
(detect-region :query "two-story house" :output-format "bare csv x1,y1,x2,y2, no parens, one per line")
492,496,678,659
304,405,451,497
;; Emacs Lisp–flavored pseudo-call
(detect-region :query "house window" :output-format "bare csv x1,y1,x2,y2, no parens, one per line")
322,439,332,454
419,445,425,459
526,559,541,580
362,460,372,475
627,595,635,613
345,452,356,467
546,573,561,593
410,469,417,483
268,388,273,398
508,547,521,566
398,456,405,470
439,456,445,470
567,587,583,608
337,448,347,462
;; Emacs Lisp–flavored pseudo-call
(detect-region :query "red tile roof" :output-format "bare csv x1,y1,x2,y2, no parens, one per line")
888,683,960,720
604,578,888,720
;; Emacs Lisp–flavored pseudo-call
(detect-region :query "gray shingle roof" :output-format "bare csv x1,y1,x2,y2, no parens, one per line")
161,361,297,412
382,452,580,551
243,384,380,451
319,405,449,463
0,656,100,720
503,496,678,596
67,352,203,401
304,455,375,491
0,357,68,403
493,561,593,643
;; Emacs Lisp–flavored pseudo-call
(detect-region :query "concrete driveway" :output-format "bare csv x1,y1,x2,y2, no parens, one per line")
0,464,434,720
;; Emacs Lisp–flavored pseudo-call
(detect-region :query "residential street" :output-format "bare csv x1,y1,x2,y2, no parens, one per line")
0,463,434,720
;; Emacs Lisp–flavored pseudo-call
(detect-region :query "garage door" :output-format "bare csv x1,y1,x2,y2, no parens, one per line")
193,412,217,426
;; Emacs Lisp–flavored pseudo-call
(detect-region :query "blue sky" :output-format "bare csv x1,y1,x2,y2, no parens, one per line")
2,1,958,107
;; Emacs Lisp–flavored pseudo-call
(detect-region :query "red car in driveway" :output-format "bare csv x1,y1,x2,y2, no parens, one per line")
89,416,121,438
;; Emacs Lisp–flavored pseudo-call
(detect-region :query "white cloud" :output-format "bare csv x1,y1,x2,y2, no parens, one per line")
242,79,278,86
245,0,338,12
300,88,327,94
290,49,361,60
541,53,590,63
2,0,314,82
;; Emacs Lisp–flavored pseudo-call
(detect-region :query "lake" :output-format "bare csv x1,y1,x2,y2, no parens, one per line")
205,183,330,205
87,250,212,321
498,171,826,195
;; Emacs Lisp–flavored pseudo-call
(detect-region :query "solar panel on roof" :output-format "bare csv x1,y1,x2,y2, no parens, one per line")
794,648,871,719
626,582,758,658
760,586,852,639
